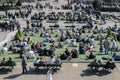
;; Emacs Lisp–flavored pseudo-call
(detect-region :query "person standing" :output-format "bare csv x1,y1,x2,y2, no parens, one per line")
46,68,53,80
103,37,111,55
111,38,116,53
21,55,28,74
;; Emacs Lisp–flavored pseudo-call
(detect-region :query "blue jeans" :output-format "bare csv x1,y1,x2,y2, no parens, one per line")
104,47,110,55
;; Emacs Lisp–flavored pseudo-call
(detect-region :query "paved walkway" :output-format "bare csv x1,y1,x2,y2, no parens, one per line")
0,31,9,42
0,62,120,80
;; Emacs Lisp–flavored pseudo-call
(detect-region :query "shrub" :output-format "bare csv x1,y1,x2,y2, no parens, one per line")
18,29,23,37
14,32,20,40
94,25,98,30
14,29,23,40
107,30,113,38
27,24,30,29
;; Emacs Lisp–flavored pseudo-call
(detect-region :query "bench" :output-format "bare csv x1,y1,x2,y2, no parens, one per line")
88,63,116,71
0,61,16,70
49,24,60,29
34,63,62,68
34,63,62,72
65,25,75,29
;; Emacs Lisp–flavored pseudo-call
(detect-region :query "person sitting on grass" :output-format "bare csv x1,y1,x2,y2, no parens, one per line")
99,45,103,52
59,53,67,60
35,43,40,50
87,51,96,59
42,47,48,56
23,42,28,51
56,42,63,48
69,40,76,47
1,43,8,54
43,36,51,42
71,47,78,58
30,30,35,36
26,49,35,59
64,48,71,57
12,45,19,53
111,53,120,61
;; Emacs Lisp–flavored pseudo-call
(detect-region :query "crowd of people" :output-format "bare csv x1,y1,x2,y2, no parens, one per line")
0,1,120,79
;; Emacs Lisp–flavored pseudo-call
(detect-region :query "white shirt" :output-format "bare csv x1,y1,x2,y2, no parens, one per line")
112,39,116,47
46,70,53,80
2,47,8,54
27,50,35,58
48,58,55,64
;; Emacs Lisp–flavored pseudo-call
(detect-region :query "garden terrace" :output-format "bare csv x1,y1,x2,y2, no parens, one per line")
1,27,120,63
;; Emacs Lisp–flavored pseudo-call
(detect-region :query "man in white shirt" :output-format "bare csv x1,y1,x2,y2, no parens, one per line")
48,55,55,64
2,47,8,54
27,49,35,59
46,68,53,80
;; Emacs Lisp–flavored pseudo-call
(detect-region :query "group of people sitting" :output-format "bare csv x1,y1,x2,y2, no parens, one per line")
34,55,61,64
0,57,13,64
89,57,115,70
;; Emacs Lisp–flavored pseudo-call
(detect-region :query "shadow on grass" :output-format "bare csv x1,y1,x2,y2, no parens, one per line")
0,68,12,74
80,69,111,77
4,73,22,79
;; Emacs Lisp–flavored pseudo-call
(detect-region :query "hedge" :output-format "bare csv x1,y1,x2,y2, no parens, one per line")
100,7,120,12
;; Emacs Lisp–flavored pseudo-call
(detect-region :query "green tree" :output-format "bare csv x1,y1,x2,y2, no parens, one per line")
14,32,20,40
107,30,113,38
27,24,30,29
14,29,23,40
18,29,23,37
94,25,98,30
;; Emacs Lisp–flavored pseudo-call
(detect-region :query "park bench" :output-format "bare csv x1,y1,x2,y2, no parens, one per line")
88,62,116,71
0,61,16,70
65,25,75,29
49,24,60,29
34,63,62,68
34,63,62,72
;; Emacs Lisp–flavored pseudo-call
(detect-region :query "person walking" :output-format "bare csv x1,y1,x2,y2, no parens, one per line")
46,68,53,80
21,55,28,74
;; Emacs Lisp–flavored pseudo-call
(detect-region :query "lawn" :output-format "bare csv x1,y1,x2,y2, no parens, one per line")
0,28,120,62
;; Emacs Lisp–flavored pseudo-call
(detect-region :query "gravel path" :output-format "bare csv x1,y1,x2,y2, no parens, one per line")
0,62,120,80
0,31,9,42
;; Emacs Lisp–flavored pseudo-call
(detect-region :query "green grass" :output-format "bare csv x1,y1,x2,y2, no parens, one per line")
0,29,120,62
